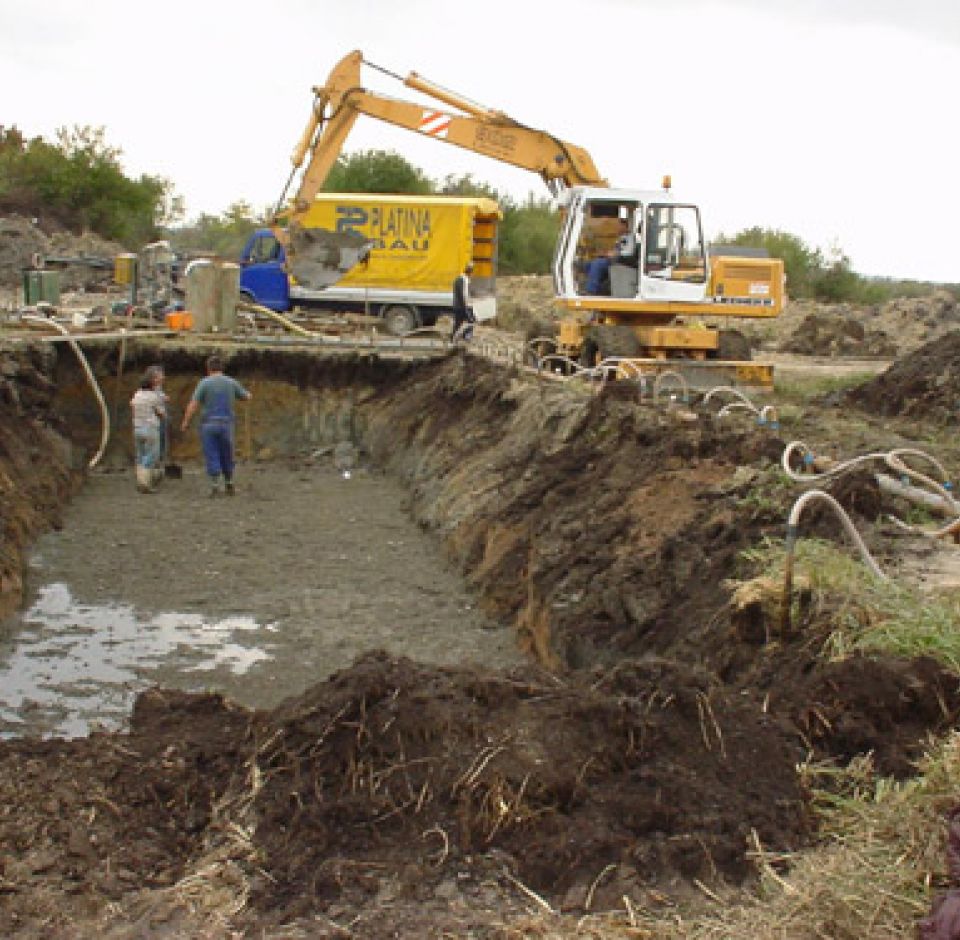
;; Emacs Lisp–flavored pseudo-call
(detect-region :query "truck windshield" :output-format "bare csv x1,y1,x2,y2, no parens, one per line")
249,234,282,264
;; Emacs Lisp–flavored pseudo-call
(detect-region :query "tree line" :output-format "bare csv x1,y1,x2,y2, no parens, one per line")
1,126,951,302
0,125,175,245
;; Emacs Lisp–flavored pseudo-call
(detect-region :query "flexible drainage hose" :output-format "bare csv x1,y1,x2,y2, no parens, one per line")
652,370,689,403
782,440,959,529
780,488,886,633
706,385,779,427
23,315,111,470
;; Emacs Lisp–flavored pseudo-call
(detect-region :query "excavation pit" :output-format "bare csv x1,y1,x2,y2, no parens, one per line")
1,340,958,936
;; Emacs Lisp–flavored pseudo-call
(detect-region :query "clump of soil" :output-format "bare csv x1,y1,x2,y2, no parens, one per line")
493,274,555,335
846,330,960,423
0,652,809,936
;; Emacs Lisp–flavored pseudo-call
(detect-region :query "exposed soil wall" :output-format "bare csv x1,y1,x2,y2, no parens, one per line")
0,345,82,618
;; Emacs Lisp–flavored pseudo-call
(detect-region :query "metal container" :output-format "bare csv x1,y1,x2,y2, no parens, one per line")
22,270,61,306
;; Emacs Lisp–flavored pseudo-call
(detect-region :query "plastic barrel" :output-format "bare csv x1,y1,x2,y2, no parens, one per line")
114,253,138,286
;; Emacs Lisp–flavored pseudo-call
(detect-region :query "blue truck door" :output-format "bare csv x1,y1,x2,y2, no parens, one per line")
239,230,290,311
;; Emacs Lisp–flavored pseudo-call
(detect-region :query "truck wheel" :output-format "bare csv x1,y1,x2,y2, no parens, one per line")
714,329,752,361
382,305,420,336
580,325,640,368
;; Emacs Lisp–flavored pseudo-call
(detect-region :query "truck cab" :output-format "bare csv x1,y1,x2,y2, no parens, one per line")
239,229,290,311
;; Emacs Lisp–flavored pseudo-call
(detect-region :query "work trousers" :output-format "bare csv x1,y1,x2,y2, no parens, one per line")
585,258,611,295
451,306,475,341
201,420,235,480
134,426,161,469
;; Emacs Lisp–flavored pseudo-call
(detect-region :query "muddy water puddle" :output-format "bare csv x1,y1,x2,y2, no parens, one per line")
0,462,521,737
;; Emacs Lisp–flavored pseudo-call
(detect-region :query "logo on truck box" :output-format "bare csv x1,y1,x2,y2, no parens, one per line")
335,205,431,252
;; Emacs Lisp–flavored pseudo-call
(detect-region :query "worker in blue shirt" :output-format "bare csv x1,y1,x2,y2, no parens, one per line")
181,355,251,496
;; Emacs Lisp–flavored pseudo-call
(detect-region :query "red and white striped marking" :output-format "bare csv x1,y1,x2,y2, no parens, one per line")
419,110,451,138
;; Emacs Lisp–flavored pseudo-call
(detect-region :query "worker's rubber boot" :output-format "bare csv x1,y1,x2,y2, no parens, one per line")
135,466,154,494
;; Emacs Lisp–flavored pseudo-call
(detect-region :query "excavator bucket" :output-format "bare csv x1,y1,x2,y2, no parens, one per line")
287,224,372,290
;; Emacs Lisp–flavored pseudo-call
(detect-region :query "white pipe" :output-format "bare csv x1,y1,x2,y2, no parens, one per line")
703,385,755,410
781,441,891,482
779,488,886,634
537,353,588,377
717,400,757,419
785,489,886,580
652,370,689,402
886,449,957,509
876,473,958,517
758,404,779,427
236,300,316,337
782,440,960,541
23,316,111,470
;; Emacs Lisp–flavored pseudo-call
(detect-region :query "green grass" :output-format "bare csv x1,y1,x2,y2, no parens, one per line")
740,537,960,673
774,371,879,404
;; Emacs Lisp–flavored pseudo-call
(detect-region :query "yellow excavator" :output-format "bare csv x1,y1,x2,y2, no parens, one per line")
279,50,784,383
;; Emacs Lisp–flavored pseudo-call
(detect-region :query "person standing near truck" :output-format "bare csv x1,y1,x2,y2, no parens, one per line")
181,355,251,497
451,262,475,342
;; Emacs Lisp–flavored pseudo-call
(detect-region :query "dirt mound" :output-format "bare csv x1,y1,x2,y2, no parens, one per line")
0,652,809,936
779,310,898,357
0,215,123,293
494,274,556,334
846,329,960,422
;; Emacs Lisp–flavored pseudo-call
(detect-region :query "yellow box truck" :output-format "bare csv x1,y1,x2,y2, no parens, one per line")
239,192,501,335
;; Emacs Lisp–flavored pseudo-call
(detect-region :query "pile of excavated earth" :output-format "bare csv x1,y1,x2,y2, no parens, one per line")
2,303,960,937
0,215,122,301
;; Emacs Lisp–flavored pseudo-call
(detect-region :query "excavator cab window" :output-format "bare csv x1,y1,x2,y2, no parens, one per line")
643,204,705,283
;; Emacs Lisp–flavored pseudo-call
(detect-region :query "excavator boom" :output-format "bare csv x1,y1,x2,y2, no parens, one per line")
285,50,604,214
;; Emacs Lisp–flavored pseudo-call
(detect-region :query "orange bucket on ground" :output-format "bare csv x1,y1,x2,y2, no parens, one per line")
165,311,194,331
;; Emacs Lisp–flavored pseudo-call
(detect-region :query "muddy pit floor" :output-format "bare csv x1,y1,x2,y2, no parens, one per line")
0,460,520,738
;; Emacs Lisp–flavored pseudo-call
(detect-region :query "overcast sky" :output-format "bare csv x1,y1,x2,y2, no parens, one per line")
3,0,958,282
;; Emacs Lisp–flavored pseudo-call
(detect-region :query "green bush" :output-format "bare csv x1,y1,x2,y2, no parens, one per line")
0,124,172,246
322,149,434,195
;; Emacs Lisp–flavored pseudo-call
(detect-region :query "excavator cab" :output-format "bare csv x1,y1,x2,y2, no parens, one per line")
554,187,707,305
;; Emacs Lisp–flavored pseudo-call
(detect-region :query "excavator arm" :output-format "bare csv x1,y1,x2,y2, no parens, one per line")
282,50,605,216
